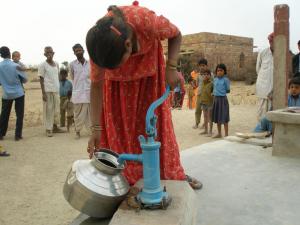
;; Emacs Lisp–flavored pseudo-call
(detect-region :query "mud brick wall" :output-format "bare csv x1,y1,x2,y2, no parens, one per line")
163,32,257,82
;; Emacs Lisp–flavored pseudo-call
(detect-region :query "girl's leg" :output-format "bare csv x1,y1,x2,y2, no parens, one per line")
224,123,229,136
208,109,213,135
213,123,222,138
200,110,208,134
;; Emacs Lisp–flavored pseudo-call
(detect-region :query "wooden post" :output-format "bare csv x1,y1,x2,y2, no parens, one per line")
273,4,289,109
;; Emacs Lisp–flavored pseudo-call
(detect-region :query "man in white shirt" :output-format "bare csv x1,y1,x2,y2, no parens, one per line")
70,44,91,139
256,33,274,121
38,46,63,137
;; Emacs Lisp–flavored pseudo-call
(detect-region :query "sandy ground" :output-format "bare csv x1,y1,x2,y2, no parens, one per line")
0,78,258,225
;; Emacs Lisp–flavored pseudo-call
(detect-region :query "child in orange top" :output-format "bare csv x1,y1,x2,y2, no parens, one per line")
187,77,196,109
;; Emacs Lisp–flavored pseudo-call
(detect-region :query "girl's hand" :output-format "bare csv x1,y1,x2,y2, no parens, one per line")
166,69,180,90
87,130,101,159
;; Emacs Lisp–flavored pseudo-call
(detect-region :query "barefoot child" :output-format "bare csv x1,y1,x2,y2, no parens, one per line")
212,64,230,138
193,59,208,129
199,69,213,136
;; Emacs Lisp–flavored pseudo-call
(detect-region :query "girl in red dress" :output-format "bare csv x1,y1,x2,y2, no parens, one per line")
86,2,201,189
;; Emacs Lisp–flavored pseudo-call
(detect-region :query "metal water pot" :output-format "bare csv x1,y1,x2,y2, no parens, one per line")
63,149,130,218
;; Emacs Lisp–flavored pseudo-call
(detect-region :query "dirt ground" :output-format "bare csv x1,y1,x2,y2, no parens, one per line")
0,77,258,225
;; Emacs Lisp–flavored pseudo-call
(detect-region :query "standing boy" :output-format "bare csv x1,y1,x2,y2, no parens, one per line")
70,44,91,139
199,69,213,136
193,58,208,129
38,46,63,137
59,68,72,127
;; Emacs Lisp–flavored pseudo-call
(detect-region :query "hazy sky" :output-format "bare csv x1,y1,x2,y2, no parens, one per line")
1,0,299,65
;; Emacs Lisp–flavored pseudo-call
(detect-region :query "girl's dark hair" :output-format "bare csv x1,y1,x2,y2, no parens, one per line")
289,77,300,87
0,46,10,58
215,63,227,74
86,5,129,69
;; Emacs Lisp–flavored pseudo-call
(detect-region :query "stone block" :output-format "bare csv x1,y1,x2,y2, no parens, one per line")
109,180,197,225
267,109,300,157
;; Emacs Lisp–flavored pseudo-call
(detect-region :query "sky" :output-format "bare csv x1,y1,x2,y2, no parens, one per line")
1,0,299,65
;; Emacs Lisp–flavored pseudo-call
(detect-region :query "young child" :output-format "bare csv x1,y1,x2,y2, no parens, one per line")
288,77,300,106
254,77,300,134
193,59,208,129
212,64,230,138
12,51,26,71
12,51,26,90
59,68,72,127
63,90,74,132
187,77,196,110
199,69,213,136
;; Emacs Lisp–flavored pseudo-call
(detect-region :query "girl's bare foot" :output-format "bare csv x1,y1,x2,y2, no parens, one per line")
199,131,208,135
212,134,222,138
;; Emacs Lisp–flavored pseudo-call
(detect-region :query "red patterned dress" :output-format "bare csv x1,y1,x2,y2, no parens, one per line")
90,4,186,185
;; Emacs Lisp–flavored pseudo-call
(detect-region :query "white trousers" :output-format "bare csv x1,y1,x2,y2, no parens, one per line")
74,103,91,132
43,92,60,130
257,98,272,121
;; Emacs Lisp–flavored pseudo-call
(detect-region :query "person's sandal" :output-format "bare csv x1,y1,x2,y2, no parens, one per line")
186,175,203,190
0,151,10,157
53,127,65,133
46,130,53,137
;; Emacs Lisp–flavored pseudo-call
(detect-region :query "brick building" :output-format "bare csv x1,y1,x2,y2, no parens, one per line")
163,32,257,82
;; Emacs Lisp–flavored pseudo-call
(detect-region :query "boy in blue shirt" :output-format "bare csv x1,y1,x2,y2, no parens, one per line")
254,77,300,133
287,77,300,106
59,68,72,127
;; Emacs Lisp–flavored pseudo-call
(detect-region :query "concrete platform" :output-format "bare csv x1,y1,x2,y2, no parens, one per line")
109,180,196,225
70,140,300,225
70,180,196,225
182,140,300,225
267,109,300,157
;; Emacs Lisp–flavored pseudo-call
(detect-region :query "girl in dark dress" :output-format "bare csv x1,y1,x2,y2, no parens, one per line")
212,64,230,138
